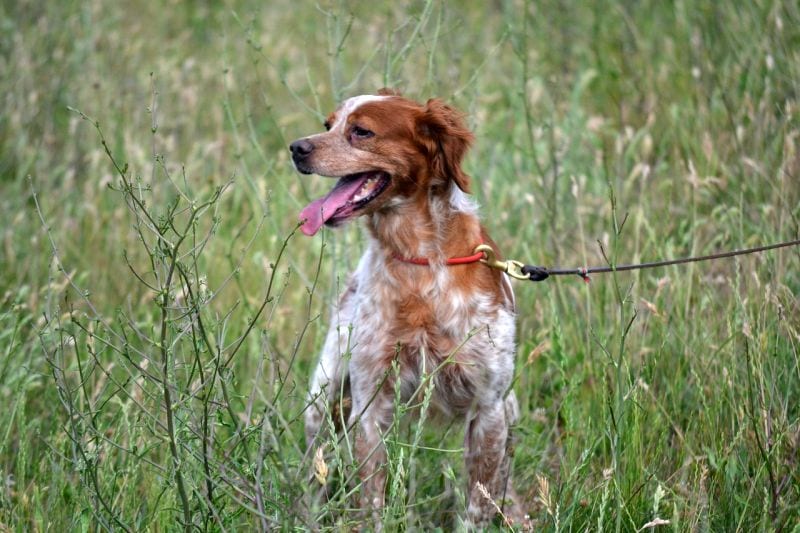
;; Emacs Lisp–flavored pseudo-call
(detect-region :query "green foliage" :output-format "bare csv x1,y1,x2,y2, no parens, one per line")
1,0,799,530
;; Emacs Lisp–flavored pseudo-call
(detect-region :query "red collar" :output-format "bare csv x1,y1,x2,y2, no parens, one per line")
393,243,486,266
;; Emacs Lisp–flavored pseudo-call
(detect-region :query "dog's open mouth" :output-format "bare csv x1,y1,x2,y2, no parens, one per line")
299,171,390,236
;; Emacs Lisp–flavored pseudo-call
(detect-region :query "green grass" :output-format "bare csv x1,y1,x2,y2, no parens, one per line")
1,0,799,530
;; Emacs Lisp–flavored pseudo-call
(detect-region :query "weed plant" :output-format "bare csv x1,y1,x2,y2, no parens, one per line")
1,0,799,530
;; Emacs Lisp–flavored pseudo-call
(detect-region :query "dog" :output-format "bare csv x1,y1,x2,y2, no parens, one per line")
290,90,523,527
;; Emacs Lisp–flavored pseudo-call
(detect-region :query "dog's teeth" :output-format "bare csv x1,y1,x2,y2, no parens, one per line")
352,177,378,202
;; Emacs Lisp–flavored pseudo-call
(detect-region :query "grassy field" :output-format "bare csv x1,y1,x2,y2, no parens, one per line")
1,0,799,530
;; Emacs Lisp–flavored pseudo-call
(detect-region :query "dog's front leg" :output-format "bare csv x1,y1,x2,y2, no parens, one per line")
350,379,394,524
464,397,514,527
305,279,357,448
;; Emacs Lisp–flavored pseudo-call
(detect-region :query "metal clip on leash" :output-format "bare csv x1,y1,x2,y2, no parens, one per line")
474,244,543,281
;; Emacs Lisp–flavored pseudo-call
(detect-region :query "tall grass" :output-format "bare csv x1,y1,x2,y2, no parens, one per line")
1,0,798,530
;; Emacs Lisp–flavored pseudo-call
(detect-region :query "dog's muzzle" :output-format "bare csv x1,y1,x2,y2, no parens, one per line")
289,138,314,168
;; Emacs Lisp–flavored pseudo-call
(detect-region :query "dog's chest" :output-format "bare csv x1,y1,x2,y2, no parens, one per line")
357,266,493,342
346,252,516,415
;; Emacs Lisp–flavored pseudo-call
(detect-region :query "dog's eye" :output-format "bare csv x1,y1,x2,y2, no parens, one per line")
351,125,374,139
323,121,332,131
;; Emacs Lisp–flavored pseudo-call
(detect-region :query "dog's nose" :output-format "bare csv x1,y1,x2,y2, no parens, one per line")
289,139,314,159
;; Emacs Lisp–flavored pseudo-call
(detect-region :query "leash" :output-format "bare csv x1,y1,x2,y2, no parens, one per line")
474,238,800,283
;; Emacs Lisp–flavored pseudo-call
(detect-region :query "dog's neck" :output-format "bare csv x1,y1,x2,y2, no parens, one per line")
365,184,482,262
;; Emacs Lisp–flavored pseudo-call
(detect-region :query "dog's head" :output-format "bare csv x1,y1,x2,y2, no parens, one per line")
290,90,474,236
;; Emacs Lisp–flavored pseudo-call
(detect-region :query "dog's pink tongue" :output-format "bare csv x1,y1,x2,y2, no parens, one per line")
299,176,367,236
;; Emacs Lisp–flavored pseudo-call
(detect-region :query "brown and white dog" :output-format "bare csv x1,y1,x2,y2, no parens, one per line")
290,90,522,527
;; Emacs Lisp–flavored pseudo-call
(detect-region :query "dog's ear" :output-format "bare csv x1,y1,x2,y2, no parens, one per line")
418,98,474,193
377,87,402,96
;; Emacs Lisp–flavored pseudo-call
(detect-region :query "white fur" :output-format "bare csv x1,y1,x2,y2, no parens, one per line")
332,94,389,131
448,186,479,216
